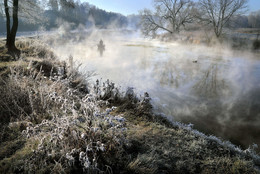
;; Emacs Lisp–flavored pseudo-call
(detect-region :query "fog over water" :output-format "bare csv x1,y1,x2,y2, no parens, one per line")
49,29,260,150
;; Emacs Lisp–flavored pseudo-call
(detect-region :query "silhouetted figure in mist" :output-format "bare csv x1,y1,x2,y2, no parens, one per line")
97,39,105,57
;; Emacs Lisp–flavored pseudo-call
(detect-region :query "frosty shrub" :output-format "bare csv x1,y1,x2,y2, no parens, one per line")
0,57,127,173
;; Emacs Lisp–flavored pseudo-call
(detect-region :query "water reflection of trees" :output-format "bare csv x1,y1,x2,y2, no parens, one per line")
140,50,260,151
150,57,230,98
152,58,200,88
193,64,229,98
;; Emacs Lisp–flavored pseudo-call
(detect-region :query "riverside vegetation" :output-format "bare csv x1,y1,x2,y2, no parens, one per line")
0,38,260,174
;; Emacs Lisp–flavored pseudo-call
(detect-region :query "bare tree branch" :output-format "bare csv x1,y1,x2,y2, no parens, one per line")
140,0,194,37
197,0,248,38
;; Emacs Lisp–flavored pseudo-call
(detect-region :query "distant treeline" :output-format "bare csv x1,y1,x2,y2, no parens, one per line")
1,0,259,34
0,0,140,33
231,10,260,28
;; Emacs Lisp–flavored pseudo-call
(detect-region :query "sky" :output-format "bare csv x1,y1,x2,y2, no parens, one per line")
84,0,153,15
83,0,260,16
248,0,260,12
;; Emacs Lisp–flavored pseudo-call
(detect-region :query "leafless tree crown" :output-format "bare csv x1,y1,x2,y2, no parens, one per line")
140,0,195,37
198,0,248,37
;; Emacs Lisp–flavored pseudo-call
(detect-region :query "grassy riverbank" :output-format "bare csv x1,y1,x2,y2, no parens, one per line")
0,38,260,173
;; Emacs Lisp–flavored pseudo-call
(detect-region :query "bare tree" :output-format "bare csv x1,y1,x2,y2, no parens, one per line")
197,0,248,38
4,0,19,55
139,0,194,37
1,0,44,57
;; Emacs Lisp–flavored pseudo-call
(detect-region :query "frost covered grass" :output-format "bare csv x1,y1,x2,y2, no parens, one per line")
115,100,260,174
0,53,128,173
0,38,260,173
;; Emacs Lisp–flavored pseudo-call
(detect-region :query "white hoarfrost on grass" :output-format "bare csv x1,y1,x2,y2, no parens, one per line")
1,57,128,172
170,121,260,166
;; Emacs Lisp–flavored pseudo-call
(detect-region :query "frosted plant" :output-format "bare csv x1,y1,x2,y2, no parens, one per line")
20,77,128,172
0,58,128,172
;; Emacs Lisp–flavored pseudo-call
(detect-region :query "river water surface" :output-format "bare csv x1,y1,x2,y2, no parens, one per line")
51,30,260,150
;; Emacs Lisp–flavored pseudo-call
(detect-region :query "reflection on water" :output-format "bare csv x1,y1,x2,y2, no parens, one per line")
193,64,229,98
52,32,260,151
153,58,195,88
148,46,260,150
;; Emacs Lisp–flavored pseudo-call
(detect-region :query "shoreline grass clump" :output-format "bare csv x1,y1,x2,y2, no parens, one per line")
0,54,129,173
0,38,260,173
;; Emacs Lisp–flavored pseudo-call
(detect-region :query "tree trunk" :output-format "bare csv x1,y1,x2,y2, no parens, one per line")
10,0,19,53
4,0,20,57
4,0,10,47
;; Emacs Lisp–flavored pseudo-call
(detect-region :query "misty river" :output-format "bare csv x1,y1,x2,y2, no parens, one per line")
50,29,260,150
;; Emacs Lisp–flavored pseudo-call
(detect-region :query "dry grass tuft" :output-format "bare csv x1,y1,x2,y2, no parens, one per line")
16,38,56,59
